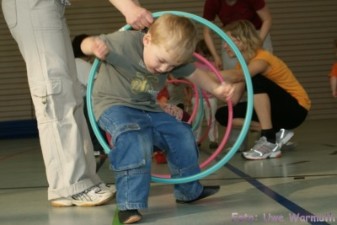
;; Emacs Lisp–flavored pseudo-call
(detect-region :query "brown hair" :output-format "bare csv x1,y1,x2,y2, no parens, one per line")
223,20,262,59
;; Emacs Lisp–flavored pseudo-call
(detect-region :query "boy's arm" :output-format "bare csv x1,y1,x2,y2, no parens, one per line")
81,36,109,60
186,68,234,102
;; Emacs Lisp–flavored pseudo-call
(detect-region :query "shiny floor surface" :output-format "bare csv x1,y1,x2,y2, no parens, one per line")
0,119,336,225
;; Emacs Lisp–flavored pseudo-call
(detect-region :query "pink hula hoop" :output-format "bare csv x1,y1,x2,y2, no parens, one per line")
152,53,233,178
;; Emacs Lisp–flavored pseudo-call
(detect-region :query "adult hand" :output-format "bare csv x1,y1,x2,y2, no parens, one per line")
110,0,153,30
125,6,153,30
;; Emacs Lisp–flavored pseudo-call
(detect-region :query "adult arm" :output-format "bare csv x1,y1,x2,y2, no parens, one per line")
330,76,337,98
109,0,153,30
203,27,223,70
256,5,272,42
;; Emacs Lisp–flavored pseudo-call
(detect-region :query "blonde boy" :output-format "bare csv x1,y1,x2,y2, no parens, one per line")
81,14,233,224
215,20,311,160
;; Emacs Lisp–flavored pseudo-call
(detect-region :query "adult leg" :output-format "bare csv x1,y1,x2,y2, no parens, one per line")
2,0,101,200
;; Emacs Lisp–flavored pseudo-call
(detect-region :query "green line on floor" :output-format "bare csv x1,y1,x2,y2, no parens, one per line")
113,208,122,225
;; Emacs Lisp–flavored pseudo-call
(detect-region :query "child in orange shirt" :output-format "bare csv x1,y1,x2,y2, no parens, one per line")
216,20,311,160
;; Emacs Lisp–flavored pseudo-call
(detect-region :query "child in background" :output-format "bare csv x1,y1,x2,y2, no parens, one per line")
157,78,191,122
157,85,183,120
193,39,219,149
81,14,234,223
215,20,311,160
154,84,190,164
166,81,191,111
329,39,337,98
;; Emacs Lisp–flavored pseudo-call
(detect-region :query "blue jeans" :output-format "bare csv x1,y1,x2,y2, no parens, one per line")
98,106,203,210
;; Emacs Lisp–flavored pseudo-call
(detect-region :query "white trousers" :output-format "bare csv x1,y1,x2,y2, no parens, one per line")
2,0,101,199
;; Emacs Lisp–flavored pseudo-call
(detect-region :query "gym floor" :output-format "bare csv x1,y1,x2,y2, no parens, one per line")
0,119,336,225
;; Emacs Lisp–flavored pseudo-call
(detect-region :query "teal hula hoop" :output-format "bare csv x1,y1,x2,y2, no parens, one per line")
86,11,253,184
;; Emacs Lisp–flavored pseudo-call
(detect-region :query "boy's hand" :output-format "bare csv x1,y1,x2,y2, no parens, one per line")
91,37,109,60
214,82,235,102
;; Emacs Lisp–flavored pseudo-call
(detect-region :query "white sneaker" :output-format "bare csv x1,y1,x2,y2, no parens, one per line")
50,198,73,207
242,137,281,160
98,183,116,197
51,183,114,207
276,129,294,147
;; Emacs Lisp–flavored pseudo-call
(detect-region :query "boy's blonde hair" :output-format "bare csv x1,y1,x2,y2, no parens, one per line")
148,14,198,64
224,20,262,59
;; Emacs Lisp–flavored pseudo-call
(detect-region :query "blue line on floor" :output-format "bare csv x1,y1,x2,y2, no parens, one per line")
226,163,333,225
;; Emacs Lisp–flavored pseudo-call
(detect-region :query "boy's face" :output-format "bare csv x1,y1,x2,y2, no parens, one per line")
223,32,242,58
143,34,179,74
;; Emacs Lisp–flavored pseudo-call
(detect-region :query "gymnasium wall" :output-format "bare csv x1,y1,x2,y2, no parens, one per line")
0,0,336,137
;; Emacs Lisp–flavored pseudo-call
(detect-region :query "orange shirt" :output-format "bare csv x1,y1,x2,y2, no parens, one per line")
329,62,337,77
246,50,311,111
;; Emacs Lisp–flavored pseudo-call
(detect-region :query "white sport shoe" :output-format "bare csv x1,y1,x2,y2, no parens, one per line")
242,136,281,160
98,183,116,197
51,183,114,207
276,129,294,148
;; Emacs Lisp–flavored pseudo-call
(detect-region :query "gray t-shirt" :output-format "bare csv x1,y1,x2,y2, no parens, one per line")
92,31,196,119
